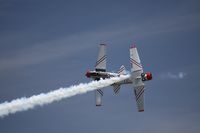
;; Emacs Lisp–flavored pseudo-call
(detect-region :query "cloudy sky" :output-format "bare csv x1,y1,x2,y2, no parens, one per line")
0,0,200,133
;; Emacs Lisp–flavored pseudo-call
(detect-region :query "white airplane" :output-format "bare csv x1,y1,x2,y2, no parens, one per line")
85,44,152,112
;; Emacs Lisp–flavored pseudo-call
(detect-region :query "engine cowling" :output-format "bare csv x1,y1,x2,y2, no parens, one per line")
141,72,152,81
85,71,91,78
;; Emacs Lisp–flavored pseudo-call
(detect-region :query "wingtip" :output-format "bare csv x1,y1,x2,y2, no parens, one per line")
100,44,107,46
130,43,136,49
139,109,144,112
120,65,125,68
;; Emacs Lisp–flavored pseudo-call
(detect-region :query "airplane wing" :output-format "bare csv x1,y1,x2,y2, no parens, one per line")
134,85,145,112
130,44,145,112
95,44,106,106
130,44,143,72
95,44,106,72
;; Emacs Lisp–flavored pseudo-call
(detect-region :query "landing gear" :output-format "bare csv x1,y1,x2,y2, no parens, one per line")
142,78,146,81
141,73,145,77
141,73,146,81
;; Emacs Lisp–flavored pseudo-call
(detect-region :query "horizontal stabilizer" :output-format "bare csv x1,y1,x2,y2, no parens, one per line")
113,84,121,94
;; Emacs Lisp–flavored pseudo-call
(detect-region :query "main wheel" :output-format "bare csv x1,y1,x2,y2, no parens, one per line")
141,73,145,77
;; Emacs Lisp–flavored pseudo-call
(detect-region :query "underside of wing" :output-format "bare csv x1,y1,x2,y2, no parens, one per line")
134,85,145,112
95,44,106,106
130,44,143,72
95,44,106,72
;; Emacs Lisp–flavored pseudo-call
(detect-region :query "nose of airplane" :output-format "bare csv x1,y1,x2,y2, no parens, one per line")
146,72,152,80
85,71,91,78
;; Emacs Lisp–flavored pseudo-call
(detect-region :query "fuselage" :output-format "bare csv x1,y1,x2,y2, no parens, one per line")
85,70,119,80
85,70,152,84
85,70,133,85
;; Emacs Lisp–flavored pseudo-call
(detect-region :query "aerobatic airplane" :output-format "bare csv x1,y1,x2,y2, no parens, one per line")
85,44,152,112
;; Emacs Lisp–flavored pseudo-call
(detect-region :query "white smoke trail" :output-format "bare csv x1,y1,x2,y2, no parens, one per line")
160,72,187,80
0,75,130,118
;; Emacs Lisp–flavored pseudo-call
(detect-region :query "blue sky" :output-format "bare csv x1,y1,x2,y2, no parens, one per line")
0,0,200,133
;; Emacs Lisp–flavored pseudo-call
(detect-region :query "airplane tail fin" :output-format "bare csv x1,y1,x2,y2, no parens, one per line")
112,65,126,94
118,65,126,75
95,44,106,72
111,65,126,94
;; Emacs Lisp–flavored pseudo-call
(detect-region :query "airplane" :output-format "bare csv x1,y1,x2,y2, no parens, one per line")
85,44,152,112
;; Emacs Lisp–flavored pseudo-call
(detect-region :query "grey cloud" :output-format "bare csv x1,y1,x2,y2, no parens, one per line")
0,31,115,71
0,12,199,71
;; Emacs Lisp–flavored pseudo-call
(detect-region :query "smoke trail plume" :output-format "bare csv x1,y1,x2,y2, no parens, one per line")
0,75,130,118
160,72,187,80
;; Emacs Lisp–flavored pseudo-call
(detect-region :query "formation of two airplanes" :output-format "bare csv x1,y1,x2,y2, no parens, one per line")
85,44,152,112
